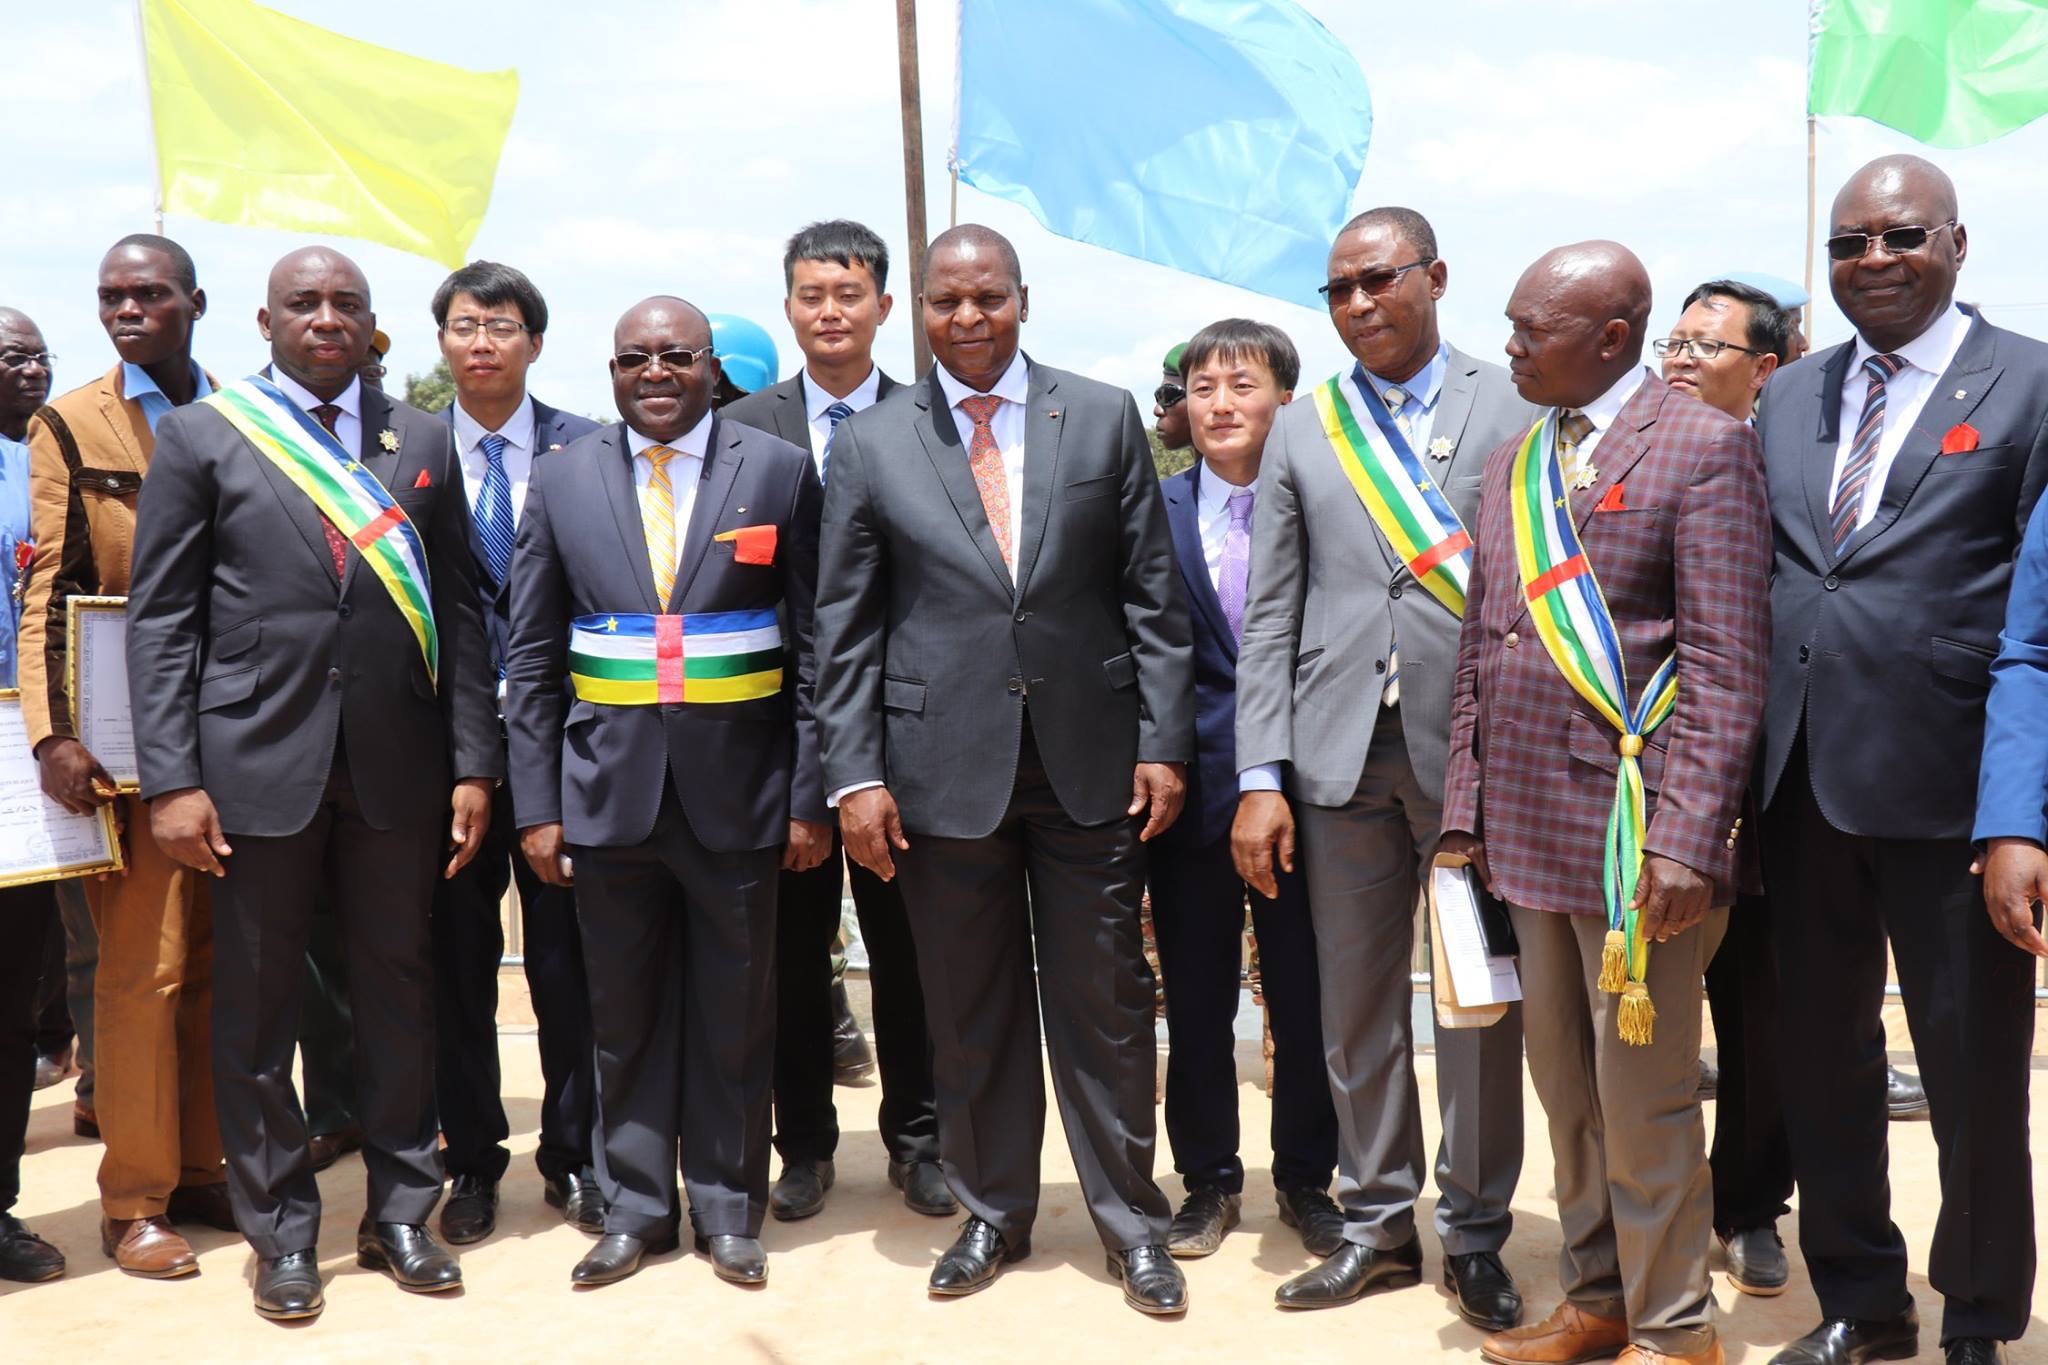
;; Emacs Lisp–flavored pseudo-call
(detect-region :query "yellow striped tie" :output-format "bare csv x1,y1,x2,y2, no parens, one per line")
641,444,677,607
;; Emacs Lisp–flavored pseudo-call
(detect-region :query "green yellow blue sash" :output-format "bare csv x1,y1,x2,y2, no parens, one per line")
1311,370,1472,617
569,610,783,705
204,376,438,687
1508,414,1676,1046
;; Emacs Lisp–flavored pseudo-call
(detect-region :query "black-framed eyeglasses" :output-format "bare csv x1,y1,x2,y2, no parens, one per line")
444,317,531,341
1318,259,1435,306
614,345,715,373
1825,220,1956,262
0,351,55,371
1154,381,1186,409
1652,337,1766,361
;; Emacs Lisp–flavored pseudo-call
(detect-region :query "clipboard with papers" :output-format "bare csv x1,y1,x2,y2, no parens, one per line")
1426,852,1521,1027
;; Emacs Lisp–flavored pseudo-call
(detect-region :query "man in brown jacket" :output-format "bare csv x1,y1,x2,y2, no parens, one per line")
17,234,230,1278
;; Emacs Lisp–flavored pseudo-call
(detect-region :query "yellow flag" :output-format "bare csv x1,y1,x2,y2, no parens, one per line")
139,0,519,267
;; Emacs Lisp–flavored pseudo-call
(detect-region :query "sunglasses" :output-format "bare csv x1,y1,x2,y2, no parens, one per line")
1318,258,1435,306
614,345,715,373
1154,381,1186,409
1825,220,1956,262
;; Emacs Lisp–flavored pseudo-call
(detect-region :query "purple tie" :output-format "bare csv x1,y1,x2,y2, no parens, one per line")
1219,486,1254,642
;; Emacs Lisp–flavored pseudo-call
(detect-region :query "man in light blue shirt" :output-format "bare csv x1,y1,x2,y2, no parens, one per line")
0,309,54,690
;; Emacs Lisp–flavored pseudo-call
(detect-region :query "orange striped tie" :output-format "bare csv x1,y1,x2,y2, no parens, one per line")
958,394,1013,570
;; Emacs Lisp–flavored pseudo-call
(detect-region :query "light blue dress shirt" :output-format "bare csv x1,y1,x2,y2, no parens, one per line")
0,433,32,689
122,360,212,435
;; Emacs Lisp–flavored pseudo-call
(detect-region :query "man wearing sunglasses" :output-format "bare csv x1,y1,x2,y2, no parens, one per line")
1755,155,2048,1365
1153,343,1192,453
1233,207,1533,1327
505,296,826,1291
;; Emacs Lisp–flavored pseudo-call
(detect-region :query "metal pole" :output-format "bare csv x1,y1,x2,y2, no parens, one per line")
1804,115,1817,343
133,0,166,233
896,0,933,378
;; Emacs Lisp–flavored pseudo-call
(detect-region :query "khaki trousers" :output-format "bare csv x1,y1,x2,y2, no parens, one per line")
1511,903,1726,1356
87,796,224,1216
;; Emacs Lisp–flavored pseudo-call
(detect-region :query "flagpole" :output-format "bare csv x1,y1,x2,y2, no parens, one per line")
1803,115,1816,335
133,0,165,233
895,0,933,377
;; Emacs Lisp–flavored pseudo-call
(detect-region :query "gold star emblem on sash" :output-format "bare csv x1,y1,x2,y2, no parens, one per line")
1415,478,1432,494
1554,496,1568,510
345,461,363,473
604,616,619,632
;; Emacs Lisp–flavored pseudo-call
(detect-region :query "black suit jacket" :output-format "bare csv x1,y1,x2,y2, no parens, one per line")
814,361,1193,838
1757,314,2048,838
128,382,501,836
505,415,826,850
1154,463,1241,850
721,370,901,457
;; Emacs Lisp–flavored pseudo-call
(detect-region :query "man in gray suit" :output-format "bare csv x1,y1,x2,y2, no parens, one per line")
1233,207,1531,1325
814,224,1194,1315
506,296,827,1290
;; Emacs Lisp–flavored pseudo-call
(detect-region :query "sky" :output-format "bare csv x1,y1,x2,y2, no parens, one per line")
6,0,2048,421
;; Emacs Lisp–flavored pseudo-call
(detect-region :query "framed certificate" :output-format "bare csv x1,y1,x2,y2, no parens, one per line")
66,594,138,792
0,688,123,887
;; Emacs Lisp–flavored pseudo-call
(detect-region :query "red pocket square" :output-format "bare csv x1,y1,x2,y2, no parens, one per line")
1941,422,1981,454
715,524,778,565
412,469,432,488
1595,483,1627,512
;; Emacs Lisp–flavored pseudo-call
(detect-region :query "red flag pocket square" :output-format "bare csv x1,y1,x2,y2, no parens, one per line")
715,524,778,565
1595,483,1627,513
1941,422,1981,454
412,469,432,488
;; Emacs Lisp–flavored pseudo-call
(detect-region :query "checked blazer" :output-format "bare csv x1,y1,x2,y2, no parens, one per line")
1440,374,1770,916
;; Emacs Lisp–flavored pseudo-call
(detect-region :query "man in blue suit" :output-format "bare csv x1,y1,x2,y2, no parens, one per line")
1147,320,1336,1261
425,262,603,1247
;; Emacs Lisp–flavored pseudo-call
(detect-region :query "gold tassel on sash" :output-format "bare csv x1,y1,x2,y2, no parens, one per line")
1616,980,1657,1046
1597,930,1628,994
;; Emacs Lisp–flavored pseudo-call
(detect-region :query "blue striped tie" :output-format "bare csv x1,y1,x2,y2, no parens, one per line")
477,433,515,585
820,400,855,485
1828,353,1906,551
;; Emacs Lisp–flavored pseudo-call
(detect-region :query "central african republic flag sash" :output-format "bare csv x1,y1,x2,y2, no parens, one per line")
569,610,784,705
203,376,438,687
1508,414,1677,1046
1311,370,1472,617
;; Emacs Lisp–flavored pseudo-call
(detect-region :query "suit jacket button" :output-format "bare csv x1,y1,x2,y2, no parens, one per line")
1015,612,1027,623
327,667,342,684
1823,575,1840,590
1007,678,1023,694
1504,631,1520,648
1798,644,1810,663
1389,584,1403,599
338,603,352,619
1374,659,1386,674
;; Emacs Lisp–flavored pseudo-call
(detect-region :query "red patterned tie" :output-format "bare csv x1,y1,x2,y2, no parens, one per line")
957,394,1013,571
311,403,350,579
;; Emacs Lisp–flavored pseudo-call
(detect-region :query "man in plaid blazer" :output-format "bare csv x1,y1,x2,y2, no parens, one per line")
1440,242,1770,1365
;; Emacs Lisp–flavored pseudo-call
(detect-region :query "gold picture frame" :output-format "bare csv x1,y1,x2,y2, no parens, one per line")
65,594,139,793
0,687,124,888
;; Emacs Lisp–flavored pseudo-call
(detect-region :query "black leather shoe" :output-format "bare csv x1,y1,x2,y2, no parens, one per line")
571,1228,679,1287
770,1158,834,1221
1108,1245,1188,1315
1769,1307,1920,1364
0,1213,65,1283
544,1169,607,1235
1443,1249,1522,1331
694,1233,767,1285
1275,1236,1423,1309
1275,1186,1348,1258
438,1175,498,1245
1946,1341,2008,1364
1887,1065,1930,1120
831,980,876,1083
889,1159,958,1216
1720,1224,1789,1295
253,1248,323,1320
929,1217,1029,1297
355,1219,461,1293
1166,1187,1240,1258
32,1047,70,1091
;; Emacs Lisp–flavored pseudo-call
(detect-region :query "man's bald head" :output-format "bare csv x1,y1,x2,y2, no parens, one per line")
613,295,709,350
0,307,40,342
258,245,376,400
610,295,719,441
922,224,1022,292
0,307,52,437
1503,241,1653,408
1828,154,1966,352
267,246,369,310
1832,154,1957,227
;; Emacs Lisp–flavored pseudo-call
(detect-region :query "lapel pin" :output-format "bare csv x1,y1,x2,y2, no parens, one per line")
1047,409,1061,420
378,428,399,453
1427,436,1454,461
736,506,747,515
1954,389,1967,400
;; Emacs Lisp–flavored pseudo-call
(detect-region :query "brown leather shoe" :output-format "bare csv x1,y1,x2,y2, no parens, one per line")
1616,1345,1722,1365
72,1101,99,1140
1481,1301,1630,1364
168,1182,238,1233
307,1126,364,1173
101,1216,199,1279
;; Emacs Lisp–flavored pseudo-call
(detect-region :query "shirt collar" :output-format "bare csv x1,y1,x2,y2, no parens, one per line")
1851,303,1973,377
121,360,212,405
934,350,1030,412
271,369,362,423
802,366,882,422
1196,460,1256,515
1361,342,1451,411
1571,365,1652,436
627,406,713,461
452,395,536,455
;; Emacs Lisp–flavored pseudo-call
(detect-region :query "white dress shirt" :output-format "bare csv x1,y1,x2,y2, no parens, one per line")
1829,304,1973,532
272,370,362,454
933,351,1030,564
1196,461,1257,594
626,408,712,580
452,395,538,526
1565,365,1651,466
801,366,884,470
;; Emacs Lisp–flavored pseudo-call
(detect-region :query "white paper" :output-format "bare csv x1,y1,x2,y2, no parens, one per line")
1432,864,1522,1006
75,604,138,788
0,694,119,882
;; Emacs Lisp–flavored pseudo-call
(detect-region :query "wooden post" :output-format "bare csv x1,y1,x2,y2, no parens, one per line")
1804,115,1817,344
896,0,932,378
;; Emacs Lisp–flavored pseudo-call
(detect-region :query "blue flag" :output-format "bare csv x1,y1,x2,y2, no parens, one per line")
952,0,1371,305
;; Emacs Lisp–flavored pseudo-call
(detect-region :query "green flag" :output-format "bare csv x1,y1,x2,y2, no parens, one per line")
1809,0,2048,148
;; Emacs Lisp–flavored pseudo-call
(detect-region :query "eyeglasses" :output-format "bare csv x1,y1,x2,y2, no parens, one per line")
1318,259,1435,306
1154,381,1185,409
1652,337,1767,361
0,351,55,371
614,345,715,373
444,317,531,340
1825,220,1956,262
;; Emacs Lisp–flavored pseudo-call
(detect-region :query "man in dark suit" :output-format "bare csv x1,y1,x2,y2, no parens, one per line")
505,295,826,1289
422,261,602,1247
1756,156,2048,1365
1147,318,1338,1262
724,220,951,1223
814,224,1193,1315
1441,242,1770,1365
126,246,501,1321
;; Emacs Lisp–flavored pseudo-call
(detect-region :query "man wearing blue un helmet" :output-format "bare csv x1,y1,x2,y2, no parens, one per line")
709,314,780,408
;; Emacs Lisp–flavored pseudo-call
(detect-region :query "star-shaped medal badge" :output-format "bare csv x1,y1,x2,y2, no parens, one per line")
1571,464,1600,491
1427,436,1454,461
379,428,400,453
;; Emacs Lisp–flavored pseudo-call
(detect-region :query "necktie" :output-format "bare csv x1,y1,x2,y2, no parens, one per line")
1557,409,1596,488
1829,353,1908,550
1217,486,1254,643
819,400,855,485
476,433,515,585
957,394,1014,571
1383,386,1412,445
1380,385,1420,707
311,403,349,579
642,445,678,607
